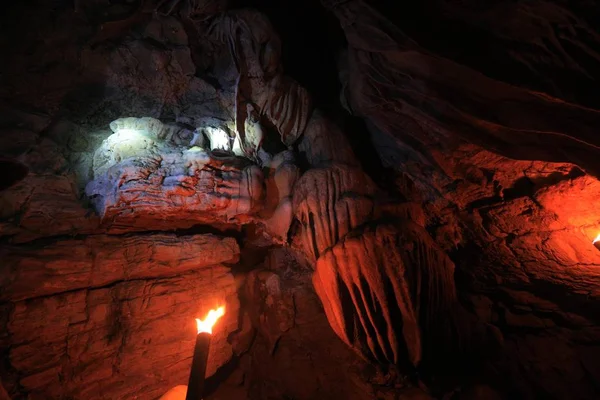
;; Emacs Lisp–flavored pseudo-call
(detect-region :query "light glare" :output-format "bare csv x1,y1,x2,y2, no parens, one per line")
195,306,225,334
205,127,230,151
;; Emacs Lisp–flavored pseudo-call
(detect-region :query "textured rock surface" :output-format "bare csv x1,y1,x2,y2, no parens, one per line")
330,0,600,175
0,234,240,400
0,234,239,301
206,9,313,147
313,222,457,367
292,164,378,261
0,106,101,242
292,100,459,374
326,0,600,397
2,0,600,398
243,269,295,353
226,247,432,400
0,172,101,243
260,151,300,241
298,111,359,168
84,117,264,231
0,2,465,397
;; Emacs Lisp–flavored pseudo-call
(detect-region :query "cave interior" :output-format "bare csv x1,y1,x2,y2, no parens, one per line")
1,0,600,399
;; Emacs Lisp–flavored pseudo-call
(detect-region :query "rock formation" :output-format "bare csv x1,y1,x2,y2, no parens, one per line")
1,234,240,399
326,1,600,398
86,117,264,232
1,0,599,399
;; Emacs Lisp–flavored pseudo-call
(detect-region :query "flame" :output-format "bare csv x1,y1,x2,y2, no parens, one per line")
195,306,225,334
593,234,600,244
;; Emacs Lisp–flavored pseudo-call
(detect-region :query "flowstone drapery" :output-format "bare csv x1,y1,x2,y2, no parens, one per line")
0,2,460,398
168,3,459,372
81,2,460,373
293,116,458,370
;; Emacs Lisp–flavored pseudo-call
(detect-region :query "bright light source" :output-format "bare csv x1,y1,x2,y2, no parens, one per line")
106,129,147,145
204,127,231,152
109,117,163,139
114,128,139,137
196,306,225,334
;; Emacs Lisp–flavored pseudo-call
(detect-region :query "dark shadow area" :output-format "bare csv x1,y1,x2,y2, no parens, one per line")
203,355,242,396
233,0,346,113
0,160,29,192
466,166,587,211
232,0,405,194
528,166,586,189
369,0,600,109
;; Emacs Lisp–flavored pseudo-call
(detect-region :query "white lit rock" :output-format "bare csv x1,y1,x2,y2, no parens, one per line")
197,110,265,160
86,118,265,232
203,126,233,153
239,103,265,159
109,117,194,145
262,151,300,241
109,117,165,138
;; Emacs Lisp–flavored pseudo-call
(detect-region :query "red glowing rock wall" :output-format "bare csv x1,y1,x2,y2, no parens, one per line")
1,234,240,399
1,0,600,399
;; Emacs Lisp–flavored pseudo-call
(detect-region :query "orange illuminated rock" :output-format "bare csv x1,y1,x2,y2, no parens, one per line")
0,234,239,301
159,385,188,400
293,164,378,261
0,234,240,400
313,222,457,366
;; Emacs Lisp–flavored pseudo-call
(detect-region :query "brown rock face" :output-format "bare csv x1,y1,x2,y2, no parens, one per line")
313,222,457,367
292,109,459,373
243,269,295,353
2,0,600,398
0,234,240,399
1,234,239,301
293,164,377,261
232,248,421,400
324,0,600,397
329,0,600,175
0,174,100,243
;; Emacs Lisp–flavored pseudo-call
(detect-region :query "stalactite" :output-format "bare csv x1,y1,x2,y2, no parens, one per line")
312,222,457,369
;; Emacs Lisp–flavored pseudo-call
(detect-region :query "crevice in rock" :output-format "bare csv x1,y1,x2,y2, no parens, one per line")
0,223,244,248
3,267,227,304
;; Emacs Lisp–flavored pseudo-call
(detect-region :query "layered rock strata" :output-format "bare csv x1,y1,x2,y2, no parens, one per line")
0,234,240,400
